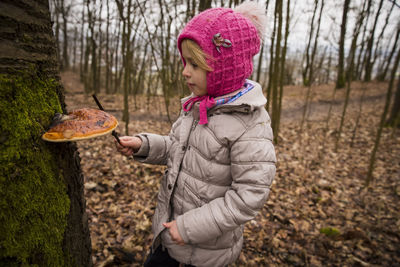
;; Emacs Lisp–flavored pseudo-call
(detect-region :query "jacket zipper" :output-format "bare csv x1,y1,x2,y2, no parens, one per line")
169,118,198,222
191,119,198,131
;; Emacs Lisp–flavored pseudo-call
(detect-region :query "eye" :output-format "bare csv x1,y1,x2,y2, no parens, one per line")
188,60,198,68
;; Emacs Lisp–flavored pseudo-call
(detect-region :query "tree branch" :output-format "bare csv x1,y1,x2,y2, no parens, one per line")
387,0,400,9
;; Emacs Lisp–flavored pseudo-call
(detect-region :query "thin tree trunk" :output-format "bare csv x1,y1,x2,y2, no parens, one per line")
300,0,323,132
355,0,372,80
363,0,384,82
105,0,111,93
271,0,282,143
371,0,395,78
325,49,332,83
377,23,399,81
302,0,318,87
255,1,269,84
350,82,367,147
116,0,134,135
387,74,400,127
366,41,400,185
114,22,121,94
72,26,78,71
266,1,277,112
60,0,70,70
96,0,103,94
83,34,91,93
276,0,291,137
80,6,85,81
54,0,62,68
346,0,367,81
336,0,351,89
198,0,212,12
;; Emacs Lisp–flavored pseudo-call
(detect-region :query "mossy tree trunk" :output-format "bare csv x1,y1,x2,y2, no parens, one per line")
0,0,92,266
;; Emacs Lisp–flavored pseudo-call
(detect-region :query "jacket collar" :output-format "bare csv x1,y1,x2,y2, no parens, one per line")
181,80,267,119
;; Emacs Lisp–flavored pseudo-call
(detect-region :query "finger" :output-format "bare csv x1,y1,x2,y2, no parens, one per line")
163,222,170,228
115,139,126,149
123,149,133,156
119,136,135,146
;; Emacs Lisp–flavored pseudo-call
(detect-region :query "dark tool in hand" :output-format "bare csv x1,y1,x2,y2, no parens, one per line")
92,94,122,145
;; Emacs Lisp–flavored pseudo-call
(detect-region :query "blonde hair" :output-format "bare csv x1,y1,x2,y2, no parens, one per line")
181,39,213,72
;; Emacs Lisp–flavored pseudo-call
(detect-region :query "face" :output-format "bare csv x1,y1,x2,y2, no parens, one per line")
181,45,207,96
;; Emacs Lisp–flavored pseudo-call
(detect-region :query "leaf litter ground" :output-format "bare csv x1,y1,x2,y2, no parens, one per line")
61,72,400,266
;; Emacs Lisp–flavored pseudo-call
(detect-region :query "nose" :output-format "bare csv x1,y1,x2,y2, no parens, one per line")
182,64,191,78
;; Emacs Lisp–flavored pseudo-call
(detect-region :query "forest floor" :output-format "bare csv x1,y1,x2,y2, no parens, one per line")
61,71,400,267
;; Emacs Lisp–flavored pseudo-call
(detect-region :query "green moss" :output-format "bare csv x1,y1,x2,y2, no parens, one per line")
320,227,341,238
0,70,70,266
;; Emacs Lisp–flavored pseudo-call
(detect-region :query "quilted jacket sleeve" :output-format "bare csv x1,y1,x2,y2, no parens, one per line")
133,117,181,165
177,120,276,244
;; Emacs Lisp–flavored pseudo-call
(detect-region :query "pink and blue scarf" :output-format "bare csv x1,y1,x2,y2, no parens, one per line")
182,81,254,125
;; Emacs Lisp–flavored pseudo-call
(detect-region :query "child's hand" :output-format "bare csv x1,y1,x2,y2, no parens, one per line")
163,221,184,246
115,136,142,157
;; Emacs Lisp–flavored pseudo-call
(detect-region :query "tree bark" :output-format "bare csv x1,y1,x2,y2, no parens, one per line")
366,38,400,185
363,0,383,82
60,0,70,70
387,76,400,127
86,0,97,93
302,0,318,87
370,0,395,80
105,0,111,93
336,0,351,89
346,0,367,81
355,0,372,80
271,0,283,143
72,26,78,71
79,5,85,81
198,0,212,12
266,1,277,113
0,0,91,265
276,0,291,137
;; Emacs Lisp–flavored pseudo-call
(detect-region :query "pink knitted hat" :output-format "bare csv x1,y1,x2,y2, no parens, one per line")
178,2,265,97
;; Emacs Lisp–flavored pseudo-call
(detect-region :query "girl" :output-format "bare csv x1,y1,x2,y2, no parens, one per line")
116,2,276,266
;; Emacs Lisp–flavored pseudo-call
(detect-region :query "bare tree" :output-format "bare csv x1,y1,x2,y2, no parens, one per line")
105,0,111,93
276,0,291,137
354,0,372,80
266,1,277,113
376,19,399,81
335,0,369,151
387,78,400,128
79,5,86,81
115,0,135,135
60,0,72,70
386,25,400,127
366,39,400,185
86,0,98,93
369,0,395,80
336,0,351,89
271,0,283,143
302,0,319,87
363,0,384,82
72,26,78,71
199,0,212,12
300,0,324,132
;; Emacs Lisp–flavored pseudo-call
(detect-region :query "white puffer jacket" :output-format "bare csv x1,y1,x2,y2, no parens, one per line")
134,81,276,267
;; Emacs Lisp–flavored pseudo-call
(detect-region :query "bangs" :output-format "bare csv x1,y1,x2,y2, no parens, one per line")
181,39,213,72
